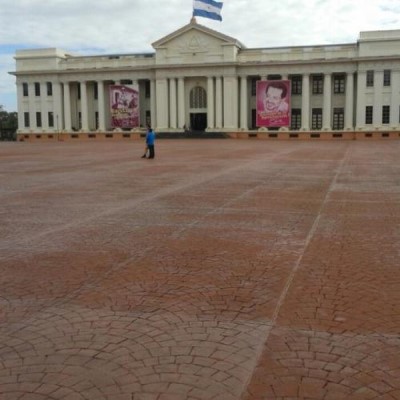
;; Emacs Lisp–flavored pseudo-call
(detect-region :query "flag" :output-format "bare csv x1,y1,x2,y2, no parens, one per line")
193,0,223,21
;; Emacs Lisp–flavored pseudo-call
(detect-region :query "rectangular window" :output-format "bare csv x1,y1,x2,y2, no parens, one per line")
24,112,30,127
95,111,99,129
36,112,42,128
365,106,373,124
291,76,302,95
146,110,151,128
267,74,281,81
78,112,82,129
291,108,301,130
145,80,150,98
383,70,391,86
46,82,53,96
333,75,345,94
23,83,29,97
251,109,257,129
94,83,98,100
48,112,54,128
312,108,323,129
333,108,344,130
77,84,81,100
366,70,374,87
35,82,41,97
251,78,258,96
312,75,323,94
382,105,390,124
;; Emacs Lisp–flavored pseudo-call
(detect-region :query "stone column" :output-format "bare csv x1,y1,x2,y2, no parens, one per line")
301,74,310,131
177,78,185,129
16,82,25,132
373,71,383,128
223,76,238,129
322,73,332,130
207,77,215,130
63,82,72,131
28,83,36,130
356,71,366,129
169,78,177,129
80,81,89,131
53,82,63,132
345,72,354,130
156,78,168,130
150,79,156,128
40,82,48,130
240,75,248,130
97,81,106,131
215,77,223,129
391,70,400,129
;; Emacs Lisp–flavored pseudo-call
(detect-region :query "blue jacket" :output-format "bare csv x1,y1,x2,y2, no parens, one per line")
146,130,155,145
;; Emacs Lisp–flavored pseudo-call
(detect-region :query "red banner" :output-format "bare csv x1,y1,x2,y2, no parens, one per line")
110,85,139,128
256,80,290,127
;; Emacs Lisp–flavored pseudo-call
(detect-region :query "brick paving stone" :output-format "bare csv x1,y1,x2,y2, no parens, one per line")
1,141,400,399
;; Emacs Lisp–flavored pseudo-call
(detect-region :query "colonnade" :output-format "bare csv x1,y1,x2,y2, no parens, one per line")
19,70,392,133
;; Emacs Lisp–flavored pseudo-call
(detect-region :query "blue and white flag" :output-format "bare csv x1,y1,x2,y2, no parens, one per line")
193,0,223,21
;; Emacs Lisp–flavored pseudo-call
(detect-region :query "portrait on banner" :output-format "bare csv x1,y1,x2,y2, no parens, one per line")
110,85,139,128
256,80,291,128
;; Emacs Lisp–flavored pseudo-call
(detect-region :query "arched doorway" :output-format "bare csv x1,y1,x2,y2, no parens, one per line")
189,86,207,131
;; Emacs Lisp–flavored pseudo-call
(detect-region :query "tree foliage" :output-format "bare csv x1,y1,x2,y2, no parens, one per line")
0,105,18,140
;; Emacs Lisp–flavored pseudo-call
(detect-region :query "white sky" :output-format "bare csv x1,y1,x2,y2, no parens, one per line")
1,0,399,111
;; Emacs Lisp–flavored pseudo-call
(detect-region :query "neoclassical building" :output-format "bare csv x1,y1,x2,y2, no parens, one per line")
11,19,400,140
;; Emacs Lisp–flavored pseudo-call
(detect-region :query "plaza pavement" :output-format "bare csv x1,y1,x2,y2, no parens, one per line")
0,139,399,400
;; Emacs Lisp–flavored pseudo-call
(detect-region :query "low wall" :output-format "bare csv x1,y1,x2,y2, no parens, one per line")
17,131,144,142
229,131,400,140
16,130,400,142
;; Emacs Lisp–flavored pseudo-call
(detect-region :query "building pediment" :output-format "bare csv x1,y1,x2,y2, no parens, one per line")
152,18,244,65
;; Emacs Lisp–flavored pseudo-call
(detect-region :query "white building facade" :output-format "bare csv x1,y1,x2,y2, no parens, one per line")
11,20,400,140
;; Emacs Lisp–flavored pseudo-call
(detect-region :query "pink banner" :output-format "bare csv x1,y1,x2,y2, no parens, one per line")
110,85,139,128
256,80,290,127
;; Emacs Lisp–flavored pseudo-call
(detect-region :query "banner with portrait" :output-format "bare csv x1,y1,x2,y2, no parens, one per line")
256,80,291,127
110,84,139,128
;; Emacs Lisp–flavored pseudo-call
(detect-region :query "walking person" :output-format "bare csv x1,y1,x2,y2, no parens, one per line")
145,126,155,159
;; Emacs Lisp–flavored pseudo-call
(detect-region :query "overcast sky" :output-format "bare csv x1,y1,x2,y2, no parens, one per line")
1,0,400,112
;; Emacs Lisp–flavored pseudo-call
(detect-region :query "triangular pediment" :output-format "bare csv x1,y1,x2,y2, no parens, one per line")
152,19,244,49
152,19,244,64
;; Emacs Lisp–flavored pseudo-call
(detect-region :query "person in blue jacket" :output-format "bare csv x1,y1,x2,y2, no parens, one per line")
143,126,155,159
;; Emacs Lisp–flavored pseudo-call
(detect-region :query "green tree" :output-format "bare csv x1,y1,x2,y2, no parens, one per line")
0,105,18,140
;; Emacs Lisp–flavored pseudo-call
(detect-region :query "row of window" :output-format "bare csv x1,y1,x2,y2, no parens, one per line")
294,106,393,129
25,106,393,130
251,76,347,96
365,105,392,124
250,70,393,96
366,70,391,87
22,81,152,99
291,105,393,130
21,70,394,100
24,112,55,128
23,82,53,97
289,108,345,130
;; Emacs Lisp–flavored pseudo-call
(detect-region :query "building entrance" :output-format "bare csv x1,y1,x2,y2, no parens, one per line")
190,113,207,131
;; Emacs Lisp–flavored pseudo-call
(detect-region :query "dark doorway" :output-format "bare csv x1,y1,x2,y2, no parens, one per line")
190,113,207,131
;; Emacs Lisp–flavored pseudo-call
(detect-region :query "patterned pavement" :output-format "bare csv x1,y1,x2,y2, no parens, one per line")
0,140,399,400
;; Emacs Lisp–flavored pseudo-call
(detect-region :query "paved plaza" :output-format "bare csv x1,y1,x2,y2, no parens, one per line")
0,139,399,400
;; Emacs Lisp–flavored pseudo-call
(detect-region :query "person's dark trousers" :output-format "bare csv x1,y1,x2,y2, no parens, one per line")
148,145,155,158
